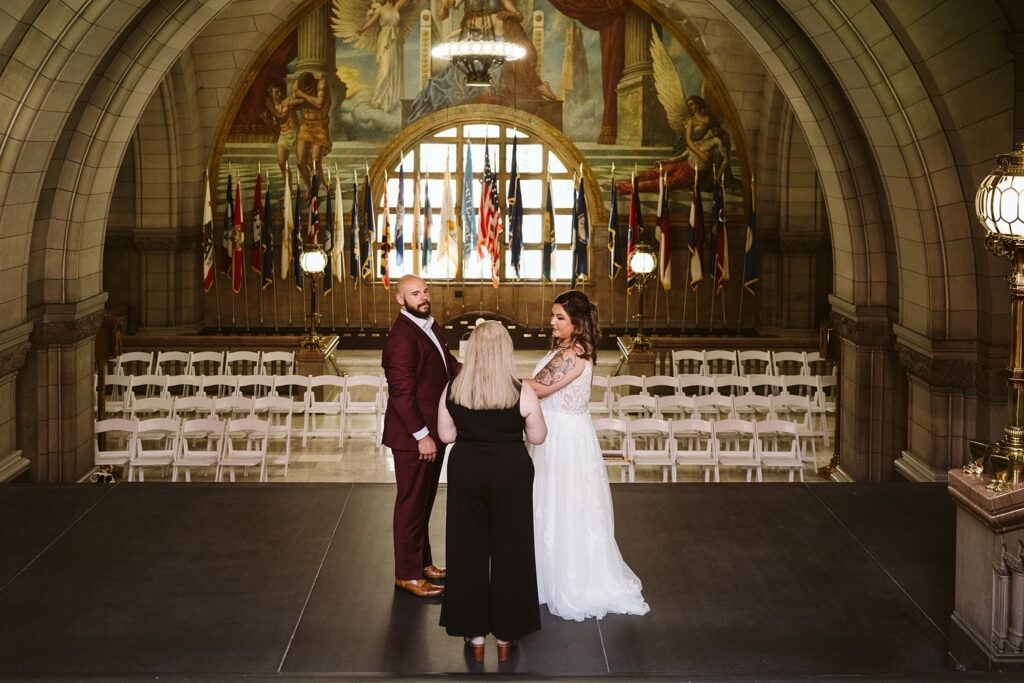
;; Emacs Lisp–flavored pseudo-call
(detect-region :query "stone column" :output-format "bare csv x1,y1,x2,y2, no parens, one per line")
16,294,107,483
133,230,202,332
532,11,544,79
949,472,1024,670
0,323,32,482
295,3,345,129
614,7,671,148
893,329,982,482
828,306,904,482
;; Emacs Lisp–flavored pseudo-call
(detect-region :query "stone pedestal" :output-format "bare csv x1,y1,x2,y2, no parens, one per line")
616,336,656,377
949,470,1024,670
296,335,340,377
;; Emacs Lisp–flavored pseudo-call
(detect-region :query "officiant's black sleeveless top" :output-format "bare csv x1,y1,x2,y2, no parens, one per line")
446,384,525,444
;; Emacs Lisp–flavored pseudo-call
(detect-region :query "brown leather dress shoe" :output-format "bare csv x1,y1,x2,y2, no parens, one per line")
394,578,444,597
423,564,446,580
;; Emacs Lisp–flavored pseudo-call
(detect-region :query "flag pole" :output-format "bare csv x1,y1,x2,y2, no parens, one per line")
681,260,690,333
207,169,224,332
737,173,752,332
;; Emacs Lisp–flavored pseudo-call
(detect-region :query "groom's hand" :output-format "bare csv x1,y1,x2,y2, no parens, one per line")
417,435,438,462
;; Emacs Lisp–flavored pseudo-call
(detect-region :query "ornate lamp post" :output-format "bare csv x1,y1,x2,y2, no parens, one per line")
299,243,328,351
971,143,1024,488
628,243,656,352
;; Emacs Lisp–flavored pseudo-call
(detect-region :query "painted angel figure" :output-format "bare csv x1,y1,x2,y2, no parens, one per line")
624,28,736,194
332,0,420,112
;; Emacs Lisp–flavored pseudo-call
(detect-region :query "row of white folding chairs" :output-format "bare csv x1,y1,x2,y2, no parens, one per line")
100,374,386,447
594,417,808,484
109,350,296,376
94,415,286,483
669,349,831,378
591,374,836,411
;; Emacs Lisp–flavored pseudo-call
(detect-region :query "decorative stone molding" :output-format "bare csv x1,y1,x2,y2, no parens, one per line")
0,341,31,376
31,310,105,348
0,450,29,482
895,341,979,394
830,311,891,348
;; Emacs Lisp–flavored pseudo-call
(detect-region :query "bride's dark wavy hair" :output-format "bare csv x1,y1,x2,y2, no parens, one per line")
551,290,601,362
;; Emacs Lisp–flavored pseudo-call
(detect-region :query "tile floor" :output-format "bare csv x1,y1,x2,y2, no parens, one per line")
133,349,835,485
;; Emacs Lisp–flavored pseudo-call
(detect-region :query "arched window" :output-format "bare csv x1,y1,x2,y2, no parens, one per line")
378,122,579,282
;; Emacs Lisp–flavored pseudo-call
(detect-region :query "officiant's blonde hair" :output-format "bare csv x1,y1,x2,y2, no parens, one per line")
450,321,521,410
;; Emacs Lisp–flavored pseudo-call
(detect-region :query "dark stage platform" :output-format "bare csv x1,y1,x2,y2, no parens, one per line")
0,483,960,679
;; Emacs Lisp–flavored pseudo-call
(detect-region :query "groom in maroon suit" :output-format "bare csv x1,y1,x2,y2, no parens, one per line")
382,275,460,597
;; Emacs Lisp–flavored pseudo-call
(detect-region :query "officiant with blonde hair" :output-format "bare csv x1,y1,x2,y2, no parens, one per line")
436,320,547,661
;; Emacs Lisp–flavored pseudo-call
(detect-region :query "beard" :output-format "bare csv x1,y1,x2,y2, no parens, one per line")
404,301,431,319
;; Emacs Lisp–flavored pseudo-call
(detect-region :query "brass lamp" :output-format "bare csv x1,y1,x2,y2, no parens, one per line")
971,142,1024,487
628,243,657,352
299,243,328,351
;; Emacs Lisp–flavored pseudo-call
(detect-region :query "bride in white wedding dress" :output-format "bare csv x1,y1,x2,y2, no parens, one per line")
525,290,650,621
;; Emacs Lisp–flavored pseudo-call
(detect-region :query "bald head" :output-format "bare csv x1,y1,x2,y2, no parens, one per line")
396,275,431,319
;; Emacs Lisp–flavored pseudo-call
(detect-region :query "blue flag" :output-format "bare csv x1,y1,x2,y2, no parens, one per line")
571,180,589,288
349,179,360,283
292,181,302,290
395,163,405,266
323,179,334,293
542,177,555,281
507,137,523,278
422,188,433,268
608,180,623,278
461,144,475,264
744,206,759,295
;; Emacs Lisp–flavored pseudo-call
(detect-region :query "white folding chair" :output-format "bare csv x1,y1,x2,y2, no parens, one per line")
805,351,830,376
129,396,174,420
128,374,166,402
714,374,750,398
219,396,255,420
115,351,154,376
174,418,225,482
704,350,738,376
171,395,217,420
188,351,225,376
737,350,773,376
94,418,136,471
671,349,705,377
783,375,821,402
692,393,733,421
747,374,785,397
678,374,716,397
643,375,679,397
593,418,633,483
304,375,346,447
260,351,295,376
713,419,760,482
274,374,312,414
773,351,808,376
771,394,821,469
163,374,202,399
628,418,674,482
617,394,658,420
669,418,717,482
235,375,276,399
589,375,612,418
608,375,645,412
225,350,261,376
101,375,132,416
732,394,774,422
342,375,385,445
656,394,694,421
201,374,237,399
218,417,270,482
756,420,804,482
129,417,180,482
818,376,837,445
254,396,293,475
155,351,192,376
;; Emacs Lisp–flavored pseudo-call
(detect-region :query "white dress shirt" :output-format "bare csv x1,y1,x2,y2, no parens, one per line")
400,308,447,441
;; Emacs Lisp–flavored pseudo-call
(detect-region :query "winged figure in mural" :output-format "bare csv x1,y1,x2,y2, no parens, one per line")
624,28,737,194
331,0,423,112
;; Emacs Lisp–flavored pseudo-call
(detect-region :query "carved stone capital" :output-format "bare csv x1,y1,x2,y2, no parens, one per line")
0,340,31,376
895,342,979,394
830,311,891,348
32,310,105,348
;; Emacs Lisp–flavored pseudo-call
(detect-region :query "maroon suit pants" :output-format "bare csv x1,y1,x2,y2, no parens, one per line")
393,447,445,580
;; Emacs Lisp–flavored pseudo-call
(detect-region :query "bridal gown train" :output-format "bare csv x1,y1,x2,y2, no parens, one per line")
531,352,650,621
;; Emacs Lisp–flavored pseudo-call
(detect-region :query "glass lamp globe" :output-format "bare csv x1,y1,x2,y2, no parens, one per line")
976,143,1024,239
629,244,656,276
299,246,328,275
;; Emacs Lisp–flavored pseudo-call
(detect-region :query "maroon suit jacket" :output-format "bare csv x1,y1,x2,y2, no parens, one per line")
381,313,461,452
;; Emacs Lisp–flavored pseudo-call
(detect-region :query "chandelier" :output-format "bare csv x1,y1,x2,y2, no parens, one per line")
431,1,525,87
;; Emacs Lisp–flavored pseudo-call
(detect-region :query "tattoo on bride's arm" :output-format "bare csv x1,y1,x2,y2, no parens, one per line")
534,350,576,386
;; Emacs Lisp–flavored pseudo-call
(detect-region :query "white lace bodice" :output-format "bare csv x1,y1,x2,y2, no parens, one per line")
531,350,593,415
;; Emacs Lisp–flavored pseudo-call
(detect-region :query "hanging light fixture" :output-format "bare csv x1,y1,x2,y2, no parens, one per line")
431,0,525,88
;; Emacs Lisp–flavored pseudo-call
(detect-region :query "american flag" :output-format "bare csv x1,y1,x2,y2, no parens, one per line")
478,144,503,288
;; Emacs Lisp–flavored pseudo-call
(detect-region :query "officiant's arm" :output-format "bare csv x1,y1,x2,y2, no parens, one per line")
520,383,548,445
524,346,587,399
437,383,457,443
